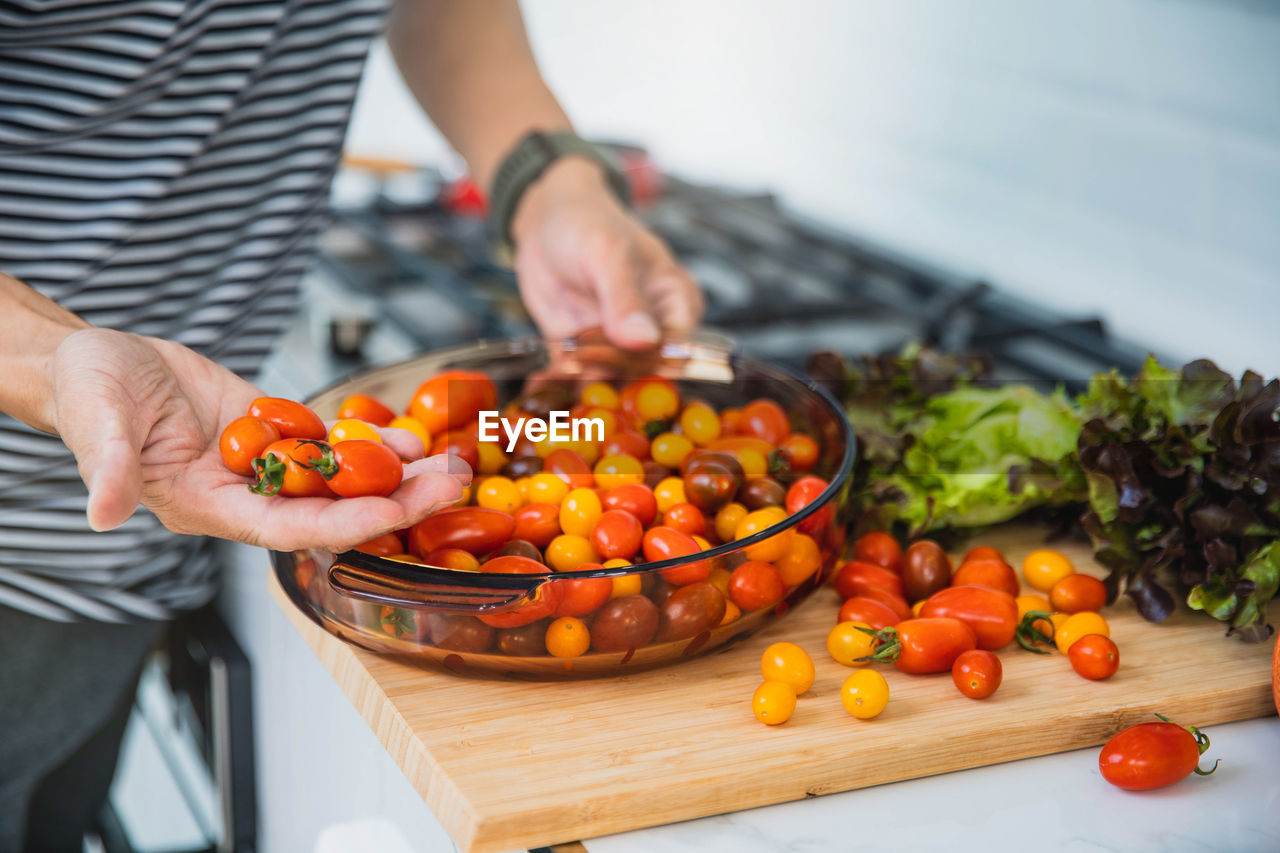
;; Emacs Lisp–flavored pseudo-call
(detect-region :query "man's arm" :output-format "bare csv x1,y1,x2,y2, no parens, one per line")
0,272,89,433
388,0,703,348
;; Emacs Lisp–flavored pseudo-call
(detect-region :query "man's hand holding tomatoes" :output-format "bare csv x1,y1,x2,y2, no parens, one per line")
47,328,470,552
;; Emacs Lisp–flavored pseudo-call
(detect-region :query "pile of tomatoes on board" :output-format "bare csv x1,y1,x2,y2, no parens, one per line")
226,370,842,660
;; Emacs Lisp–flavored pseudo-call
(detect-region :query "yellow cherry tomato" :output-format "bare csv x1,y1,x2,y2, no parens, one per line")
736,448,769,479
583,407,619,439
454,483,472,506
760,641,815,695
692,534,713,551
776,532,821,586
911,600,926,617
708,567,732,596
720,600,741,625
841,669,890,720
1015,593,1053,637
601,558,641,598
654,477,687,513
593,454,645,490
679,401,722,446
1022,549,1075,593
559,488,603,537
476,475,523,513
526,471,570,505
545,617,591,658
827,620,875,667
515,476,533,502
581,381,620,410
328,418,382,444
752,681,797,726
714,502,749,543
636,382,680,423
735,507,792,562
1055,611,1110,655
546,534,597,571
476,440,507,476
651,431,695,469
387,415,430,451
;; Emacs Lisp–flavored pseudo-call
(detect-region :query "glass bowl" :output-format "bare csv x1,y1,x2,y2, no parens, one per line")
272,336,854,679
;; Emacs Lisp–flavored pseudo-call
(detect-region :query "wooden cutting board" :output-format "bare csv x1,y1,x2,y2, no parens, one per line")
270,526,1278,853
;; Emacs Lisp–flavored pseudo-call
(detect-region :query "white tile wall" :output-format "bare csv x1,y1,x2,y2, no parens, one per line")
347,0,1280,374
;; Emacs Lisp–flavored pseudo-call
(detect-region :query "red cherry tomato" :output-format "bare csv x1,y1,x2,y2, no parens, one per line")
248,397,326,441
952,649,1003,699
1050,574,1108,614
784,476,833,535
963,545,1005,563
853,531,903,573
641,526,712,586
736,399,790,445
837,596,901,630
1100,717,1218,790
409,507,516,557
475,556,561,628
728,560,787,611
858,585,912,622
409,370,496,435
219,416,281,476
951,559,1021,599
353,532,403,557
314,439,403,498
544,448,594,489
832,560,905,601
590,509,644,561
777,433,819,472
430,431,480,473
553,563,614,618
252,438,333,497
601,430,651,461
602,484,658,527
873,617,977,674
1069,634,1120,680
663,502,707,536
919,585,1019,651
512,503,561,548
336,393,395,427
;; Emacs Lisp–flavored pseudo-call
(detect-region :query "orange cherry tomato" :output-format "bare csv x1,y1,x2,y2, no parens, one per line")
776,532,822,586
1022,549,1075,593
777,433,819,472
336,393,395,427
353,532,402,557
312,439,403,498
1050,574,1108,614
963,545,1005,564
423,548,481,572
544,617,590,658
590,509,643,560
248,397,326,441
512,503,561,548
837,596,901,630
1069,634,1120,680
952,558,1021,599
219,416,281,476
713,502,749,543
663,502,707,536
409,507,515,557
832,560,905,601
251,438,333,497
476,556,561,629
736,399,790,445
580,381,619,410
952,649,1003,699
409,370,496,436
919,585,1019,650
642,526,713,586
728,560,787,611
853,530,903,573
602,483,658,527
876,617,977,675
760,641,815,695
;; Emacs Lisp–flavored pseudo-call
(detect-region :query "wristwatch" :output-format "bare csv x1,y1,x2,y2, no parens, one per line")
489,130,631,250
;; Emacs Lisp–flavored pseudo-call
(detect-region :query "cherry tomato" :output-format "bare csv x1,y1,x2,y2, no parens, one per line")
720,407,743,434
651,432,694,469
409,370,496,435
827,620,876,666
901,540,953,602
511,502,561,548
777,433,819,472
713,502,749,543
602,483,658,527
475,555,562,629
550,563,612,618
494,539,541,561
625,377,680,427
475,440,507,476
425,613,493,652
776,532,822,586
1015,593,1054,638
919,585,1019,651
593,454,644,490
653,476,688,513
738,477,786,510
409,507,516,556
951,559,1021,599
580,381,619,410
1050,573,1108,614
539,435,600,467
1055,611,1110,655
219,416,281,476
336,393,395,426
387,415,431,452
1100,717,1218,790
590,509,643,560
752,681,797,726
859,585,912,622
353,532,402,557
544,617,590,658
840,670,889,720
737,399,790,445
728,560,787,611
430,431,480,473
601,430,651,461
1022,549,1075,593
733,507,793,562
656,582,726,642
545,534,597,571
783,475,834,535
304,439,402,498
679,401,722,446
327,418,382,444
833,560,905,601
251,438,333,497
248,397,326,441
872,617,977,674
761,641,815,694
681,451,744,512
496,620,549,656
837,596,901,630
591,594,660,652
423,548,481,572
963,545,1005,564
642,526,712,586
951,649,1002,699
559,488,603,537
1069,634,1120,680
853,531,903,573
524,471,569,505
663,502,707,536
476,475,523,513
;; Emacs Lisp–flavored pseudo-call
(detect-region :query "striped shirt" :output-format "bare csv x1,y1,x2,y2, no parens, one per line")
0,0,385,621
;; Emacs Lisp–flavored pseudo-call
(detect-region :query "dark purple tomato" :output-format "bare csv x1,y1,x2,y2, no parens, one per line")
591,595,660,652
657,582,727,642
427,614,494,653
739,476,786,510
496,619,549,656
494,539,542,562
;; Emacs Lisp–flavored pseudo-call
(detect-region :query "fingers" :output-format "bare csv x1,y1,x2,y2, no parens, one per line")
379,426,427,460
644,258,704,335
84,430,144,531
593,246,661,350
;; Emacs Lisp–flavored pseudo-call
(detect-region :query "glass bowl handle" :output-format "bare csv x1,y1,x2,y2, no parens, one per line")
326,550,546,613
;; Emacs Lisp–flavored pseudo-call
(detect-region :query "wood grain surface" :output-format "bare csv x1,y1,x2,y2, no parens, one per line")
270,527,1278,853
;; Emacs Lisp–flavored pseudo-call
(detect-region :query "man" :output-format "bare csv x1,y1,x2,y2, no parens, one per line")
0,0,702,848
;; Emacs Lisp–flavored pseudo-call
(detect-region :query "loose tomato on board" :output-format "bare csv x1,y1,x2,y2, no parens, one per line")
963,545,1005,564
853,531,903,573
306,439,403,498
857,585,912,622
837,596,901,630
1022,549,1075,593
251,438,333,497
840,669,889,720
1068,634,1120,680
901,540,952,603
248,397,326,441
409,507,516,556
951,649,1002,699
1050,574,1108,614
409,370,496,435
919,585,1019,651
760,641,815,694
827,620,876,666
219,416,281,476
475,556,562,629
862,617,977,674
752,681,797,726
1054,611,1110,655
951,559,1021,598
832,560,905,601
1099,716,1218,790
